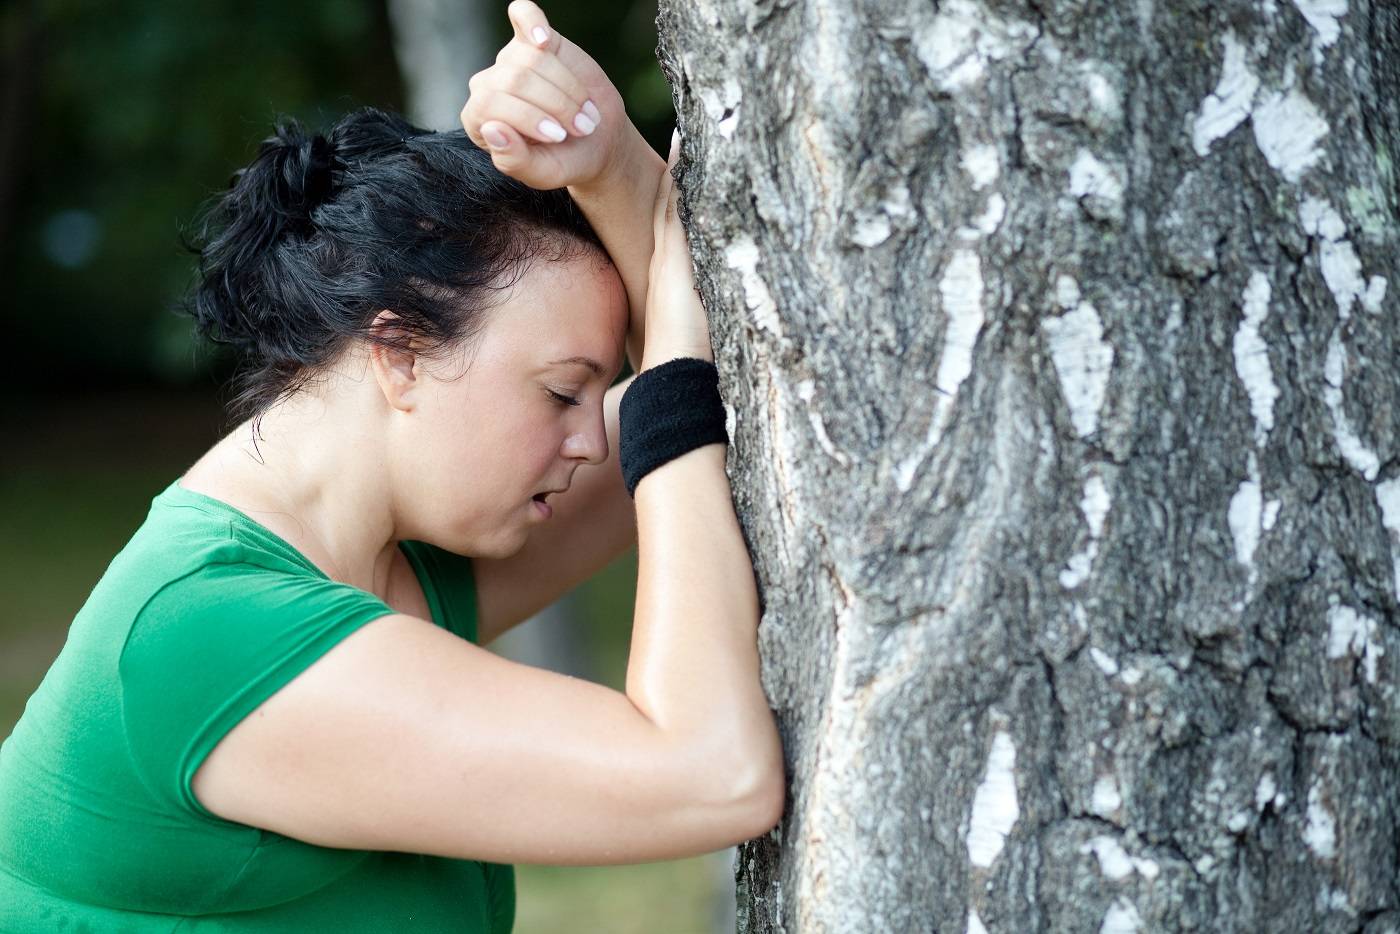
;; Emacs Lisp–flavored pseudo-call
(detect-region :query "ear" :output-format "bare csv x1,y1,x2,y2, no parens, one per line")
367,310,422,412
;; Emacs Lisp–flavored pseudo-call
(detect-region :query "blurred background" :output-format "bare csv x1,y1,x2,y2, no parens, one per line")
0,0,737,929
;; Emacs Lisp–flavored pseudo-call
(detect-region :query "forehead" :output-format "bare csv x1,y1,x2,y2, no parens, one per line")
483,250,627,367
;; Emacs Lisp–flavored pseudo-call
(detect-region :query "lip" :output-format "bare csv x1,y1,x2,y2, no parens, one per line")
532,497,553,519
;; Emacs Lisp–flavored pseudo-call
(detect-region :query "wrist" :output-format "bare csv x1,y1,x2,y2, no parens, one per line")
567,123,661,199
641,344,714,371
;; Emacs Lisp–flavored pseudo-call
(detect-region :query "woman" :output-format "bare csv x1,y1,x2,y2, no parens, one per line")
0,3,784,930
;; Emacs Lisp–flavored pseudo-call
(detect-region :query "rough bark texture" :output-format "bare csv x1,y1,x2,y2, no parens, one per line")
656,1,1399,930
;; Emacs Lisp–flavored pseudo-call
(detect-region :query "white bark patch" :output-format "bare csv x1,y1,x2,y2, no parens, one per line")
967,909,989,934
853,184,916,248
1232,271,1278,448
936,250,986,398
851,214,892,248
1262,497,1281,532
1322,330,1381,480
914,0,1038,92
1317,886,1352,914
724,235,782,338
1062,473,1111,589
1092,773,1123,816
1082,474,1111,538
968,193,1006,238
1041,302,1114,438
1068,150,1125,220
1080,836,1160,882
1327,601,1384,684
1229,476,1263,568
1375,477,1400,601
1362,276,1387,314
1192,31,1259,156
1090,646,1120,676
1100,897,1143,934
698,76,742,139
1291,0,1346,47
1252,88,1329,182
962,143,1000,190
1055,275,1082,311
1256,771,1283,812
796,378,851,466
894,249,986,492
1303,782,1337,859
967,729,1019,868
1082,69,1121,122
1299,197,1367,320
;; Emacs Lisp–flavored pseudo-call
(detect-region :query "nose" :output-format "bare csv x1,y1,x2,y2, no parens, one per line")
562,406,608,466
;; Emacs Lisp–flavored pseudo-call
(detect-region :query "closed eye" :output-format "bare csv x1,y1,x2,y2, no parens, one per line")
547,389,581,407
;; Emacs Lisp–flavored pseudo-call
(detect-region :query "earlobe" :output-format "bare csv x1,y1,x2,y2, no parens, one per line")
368,310,420,412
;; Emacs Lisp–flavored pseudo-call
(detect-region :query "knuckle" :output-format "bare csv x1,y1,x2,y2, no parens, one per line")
503,65,530,94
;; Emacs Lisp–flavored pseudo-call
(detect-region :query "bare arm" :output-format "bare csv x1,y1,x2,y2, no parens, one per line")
568,126,667,373
625,139,784,800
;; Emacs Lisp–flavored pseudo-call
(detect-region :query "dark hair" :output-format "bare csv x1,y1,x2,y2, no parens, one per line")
178,106,606,439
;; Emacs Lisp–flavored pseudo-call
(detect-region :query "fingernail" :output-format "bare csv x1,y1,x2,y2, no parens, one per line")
573,112,596,135
532,26,549,45
583,100,601,124
483,125,509,149
538,118,567,142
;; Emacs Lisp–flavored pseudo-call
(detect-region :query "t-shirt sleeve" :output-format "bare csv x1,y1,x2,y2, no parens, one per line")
118,559,398,822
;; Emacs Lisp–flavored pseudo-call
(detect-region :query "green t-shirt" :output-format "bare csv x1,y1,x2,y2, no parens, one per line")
0,478,515,932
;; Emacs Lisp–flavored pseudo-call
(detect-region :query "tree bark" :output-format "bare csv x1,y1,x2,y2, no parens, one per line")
657,0,1399,930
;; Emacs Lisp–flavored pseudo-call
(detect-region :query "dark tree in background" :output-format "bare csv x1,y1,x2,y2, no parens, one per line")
658,0,1399,929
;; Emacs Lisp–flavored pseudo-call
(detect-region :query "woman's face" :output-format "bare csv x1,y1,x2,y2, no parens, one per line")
401,248,629,558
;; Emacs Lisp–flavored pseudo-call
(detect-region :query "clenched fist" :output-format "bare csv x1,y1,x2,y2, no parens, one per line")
460,1,631,191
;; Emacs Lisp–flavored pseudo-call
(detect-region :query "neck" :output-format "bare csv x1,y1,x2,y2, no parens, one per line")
210,390,401,600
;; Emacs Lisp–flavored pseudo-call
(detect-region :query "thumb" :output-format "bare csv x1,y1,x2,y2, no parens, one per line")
481,120,531,174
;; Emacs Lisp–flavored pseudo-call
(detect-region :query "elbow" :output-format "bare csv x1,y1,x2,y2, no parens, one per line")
732,760,787,840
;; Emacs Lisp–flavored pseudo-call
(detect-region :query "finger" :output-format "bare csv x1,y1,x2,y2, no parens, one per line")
474,90,578,144
479,120,531,173
507,0,557,53
495,41,595,118
477,64,596,137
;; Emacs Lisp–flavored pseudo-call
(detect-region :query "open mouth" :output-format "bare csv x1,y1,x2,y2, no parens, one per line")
532,492,550,503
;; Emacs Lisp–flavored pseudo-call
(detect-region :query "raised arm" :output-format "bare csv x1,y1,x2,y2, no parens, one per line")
459,0,668,372
567,132,666,373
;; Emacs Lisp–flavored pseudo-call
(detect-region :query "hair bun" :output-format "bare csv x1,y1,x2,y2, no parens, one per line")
275,125,341,219
298,133,338,209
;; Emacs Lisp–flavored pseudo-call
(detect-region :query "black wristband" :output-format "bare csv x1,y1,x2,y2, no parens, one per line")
618,357,729,498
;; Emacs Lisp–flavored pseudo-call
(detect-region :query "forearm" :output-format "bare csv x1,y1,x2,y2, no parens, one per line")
567,125,667,372
624,426,781,801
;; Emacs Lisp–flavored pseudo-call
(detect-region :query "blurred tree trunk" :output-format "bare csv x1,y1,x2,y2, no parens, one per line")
385,0,496,131
658,0,1399,930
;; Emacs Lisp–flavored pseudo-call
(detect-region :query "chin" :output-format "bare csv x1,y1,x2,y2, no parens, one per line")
476,529,531,560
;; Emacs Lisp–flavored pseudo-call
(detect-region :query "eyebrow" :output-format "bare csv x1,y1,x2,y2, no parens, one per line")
549,355,605,377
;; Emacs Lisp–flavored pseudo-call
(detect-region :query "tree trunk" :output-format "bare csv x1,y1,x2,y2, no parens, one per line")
385,0,496,131
657,0,1399,930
